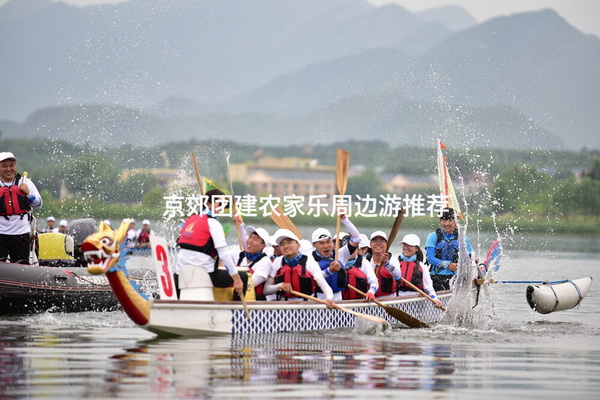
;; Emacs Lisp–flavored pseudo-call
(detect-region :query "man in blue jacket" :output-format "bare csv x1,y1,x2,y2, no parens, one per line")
425,208,473,291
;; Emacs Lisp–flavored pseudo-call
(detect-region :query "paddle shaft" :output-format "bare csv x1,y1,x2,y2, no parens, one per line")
347,285,429,328
190,153,204,196
399,277,446,311
334,149,350,262
224,154,244,251
270,205,303,239
290,290,387,324
476,279,571,285
374,208,405,272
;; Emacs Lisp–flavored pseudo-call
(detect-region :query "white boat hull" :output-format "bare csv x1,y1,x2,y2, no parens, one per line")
526,277,592,314
143,292,451,336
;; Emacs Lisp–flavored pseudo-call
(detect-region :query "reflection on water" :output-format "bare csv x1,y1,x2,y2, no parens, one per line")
0,254,598,399
1,321,599,399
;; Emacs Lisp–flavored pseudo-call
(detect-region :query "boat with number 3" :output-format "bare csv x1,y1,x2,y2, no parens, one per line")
82,219,450,336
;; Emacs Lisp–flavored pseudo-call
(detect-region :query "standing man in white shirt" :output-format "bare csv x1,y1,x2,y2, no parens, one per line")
174,189,246,300
0,152,43,264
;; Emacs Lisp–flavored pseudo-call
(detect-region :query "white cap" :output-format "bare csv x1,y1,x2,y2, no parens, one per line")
358,234,369,248
142,219,150,225
47,216,55,222
336,232,347,240
272,229,300,246
299,239,313,255
103,219,111,226
401,234,420,247
246,226,271,246
0,152,17,162
370,230,388,241
311,227,332,243
123,218,135,224
59,219,68,227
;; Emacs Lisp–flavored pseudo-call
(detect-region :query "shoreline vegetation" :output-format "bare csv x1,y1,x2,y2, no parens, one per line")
5,137,599,236
38,198,600,235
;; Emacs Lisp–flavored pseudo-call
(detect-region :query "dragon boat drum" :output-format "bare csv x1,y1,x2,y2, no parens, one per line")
526,277,592,314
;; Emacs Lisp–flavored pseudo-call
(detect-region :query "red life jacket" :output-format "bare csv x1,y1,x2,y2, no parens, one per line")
177,214,216,257
375,264,397,297
342,265,368,300
237,251,267,300
138,230,151,244
274,255,316,298
0,185,31,218
398,259,424,291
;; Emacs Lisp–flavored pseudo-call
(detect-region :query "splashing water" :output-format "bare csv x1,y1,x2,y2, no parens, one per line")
442,224,494,328
354,318,392,336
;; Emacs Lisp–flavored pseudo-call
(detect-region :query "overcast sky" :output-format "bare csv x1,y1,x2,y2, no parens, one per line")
1,0,598,36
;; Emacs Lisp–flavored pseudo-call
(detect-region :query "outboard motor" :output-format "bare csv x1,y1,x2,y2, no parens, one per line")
68,218,98,267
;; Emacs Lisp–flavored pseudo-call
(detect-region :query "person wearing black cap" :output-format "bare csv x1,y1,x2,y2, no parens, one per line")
424,208,473,291
0,152,43,264
174,189,247,300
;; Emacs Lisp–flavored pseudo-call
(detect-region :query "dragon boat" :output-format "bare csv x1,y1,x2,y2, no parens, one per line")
82,219,450,337
0,218,154,314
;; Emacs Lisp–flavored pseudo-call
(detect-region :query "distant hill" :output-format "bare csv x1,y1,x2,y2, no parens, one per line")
0,0,454,119
1,94,563,150
0,0,598,150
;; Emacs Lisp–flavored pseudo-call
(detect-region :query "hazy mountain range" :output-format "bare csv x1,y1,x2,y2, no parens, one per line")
0,0,598,150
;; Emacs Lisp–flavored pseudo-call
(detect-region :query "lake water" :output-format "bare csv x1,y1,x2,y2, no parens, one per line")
1,230,599,399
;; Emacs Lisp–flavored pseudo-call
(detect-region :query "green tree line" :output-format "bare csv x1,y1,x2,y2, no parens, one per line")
2,137,599,231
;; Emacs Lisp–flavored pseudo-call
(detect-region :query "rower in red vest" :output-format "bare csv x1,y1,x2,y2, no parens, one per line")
342,234,379,300
263,229,334,307
135,219,154,248
397,234,443,309
368,230,402,298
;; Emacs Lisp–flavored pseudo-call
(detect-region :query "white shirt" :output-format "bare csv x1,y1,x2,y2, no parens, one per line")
355,256,379,295
233,249,275,300
0,178,42,235
126,228,136,248
174,217,237,276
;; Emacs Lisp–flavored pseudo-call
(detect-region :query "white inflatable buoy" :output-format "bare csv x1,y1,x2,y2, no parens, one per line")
526,277,592,314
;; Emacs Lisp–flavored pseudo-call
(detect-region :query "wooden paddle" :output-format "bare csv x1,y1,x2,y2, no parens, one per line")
399,278,446,311
347,285,429,328
223,153,250,320
224,153,243,251
334,148,350,261
387,208,405,251
374,208,405,272
270,204,303,239
190,153,204,196
290,290,387,325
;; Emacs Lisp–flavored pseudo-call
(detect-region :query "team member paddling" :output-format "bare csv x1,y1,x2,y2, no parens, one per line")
0,152,43,264
311,214,361,301
263,229,334,307
342,234,378,301
397,234,443,308
234,225,273,300
174,189,247,300
369,231,402,298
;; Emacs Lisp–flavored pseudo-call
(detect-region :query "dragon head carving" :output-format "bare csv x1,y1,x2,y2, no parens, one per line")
82,219,131,275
